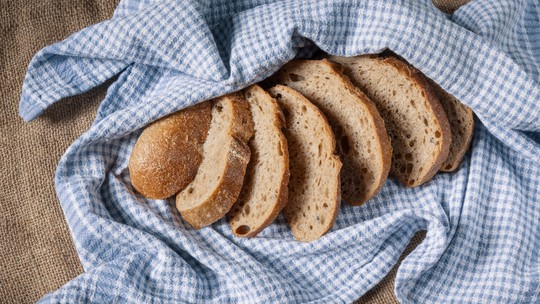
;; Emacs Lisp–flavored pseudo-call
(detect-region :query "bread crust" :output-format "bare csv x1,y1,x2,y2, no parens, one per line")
441,105,473,171
129,102,212,199
176,93,254,229
379,56,452,186
228,85,290,237
429,80,475,172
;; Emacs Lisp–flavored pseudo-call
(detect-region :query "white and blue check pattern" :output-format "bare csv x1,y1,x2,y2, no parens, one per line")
19,0,539,302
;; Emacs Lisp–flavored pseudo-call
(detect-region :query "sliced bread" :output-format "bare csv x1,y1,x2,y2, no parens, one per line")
266,59,392,206
429,81,474,172
176,93,254,229
330,54,452,187
129,102,212,199
268,85,342,242
227,85,290,237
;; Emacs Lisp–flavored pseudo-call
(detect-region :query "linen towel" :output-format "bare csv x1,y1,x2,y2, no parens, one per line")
20,0,540,302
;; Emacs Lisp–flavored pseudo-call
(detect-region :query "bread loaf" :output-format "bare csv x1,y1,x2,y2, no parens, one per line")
228,85,290,237
268,85,342,242
129,102,212,199
176,93,254,229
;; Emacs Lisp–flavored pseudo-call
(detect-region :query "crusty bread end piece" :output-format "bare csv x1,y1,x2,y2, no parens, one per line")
268,85,342,242
429,80,474,172
267,59,391,206
330,54,451,187
228,85,290,237
129,102,212,199
176,93,254,229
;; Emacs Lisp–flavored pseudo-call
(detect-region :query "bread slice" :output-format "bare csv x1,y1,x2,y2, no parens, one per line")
176,93,254,229
268,85,342,242
266,59,392,206
330,54,452,187
429,80,474,172
227,85,290,237
129,102,212,199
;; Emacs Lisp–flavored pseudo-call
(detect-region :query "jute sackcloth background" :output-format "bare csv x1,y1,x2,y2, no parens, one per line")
0,0,469,303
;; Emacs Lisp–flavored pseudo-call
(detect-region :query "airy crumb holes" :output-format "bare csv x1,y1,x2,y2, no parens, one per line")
235,225,250,235
405,153,413,161
289,73,305,82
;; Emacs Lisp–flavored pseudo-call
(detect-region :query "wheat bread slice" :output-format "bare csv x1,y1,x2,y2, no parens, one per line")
129,102,212,199
266,59,391,206
429,80,474,172
176,93,254,229
330,54,451,187
227,85,290,237
268,85,342,242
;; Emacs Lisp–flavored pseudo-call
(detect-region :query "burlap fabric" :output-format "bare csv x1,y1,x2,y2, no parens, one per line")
0,1,468,303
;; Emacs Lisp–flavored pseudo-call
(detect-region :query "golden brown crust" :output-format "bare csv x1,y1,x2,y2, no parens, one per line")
128,102,212,199
176,94,254,229
378,55,452,187
228,85,290,237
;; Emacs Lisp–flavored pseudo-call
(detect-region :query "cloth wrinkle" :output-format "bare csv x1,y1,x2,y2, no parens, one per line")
19,0,540,303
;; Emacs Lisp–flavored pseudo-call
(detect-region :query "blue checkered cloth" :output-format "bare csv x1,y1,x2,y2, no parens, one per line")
19,0,540,302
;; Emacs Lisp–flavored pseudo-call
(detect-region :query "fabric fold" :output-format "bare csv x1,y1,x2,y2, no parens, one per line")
20,0,539,302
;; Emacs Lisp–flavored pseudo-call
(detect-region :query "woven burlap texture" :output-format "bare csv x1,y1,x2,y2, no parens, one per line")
0,0,468,303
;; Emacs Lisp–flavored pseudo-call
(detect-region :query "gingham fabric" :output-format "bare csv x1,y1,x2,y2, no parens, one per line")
19,0,540,302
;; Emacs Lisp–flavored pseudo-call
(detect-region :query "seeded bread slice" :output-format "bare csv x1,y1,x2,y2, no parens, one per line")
268,85,342,242
176,93,254,229
129,102,212,199
228,85,290,237
266,59,392,206
330,54,451,187
429,81,474,172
